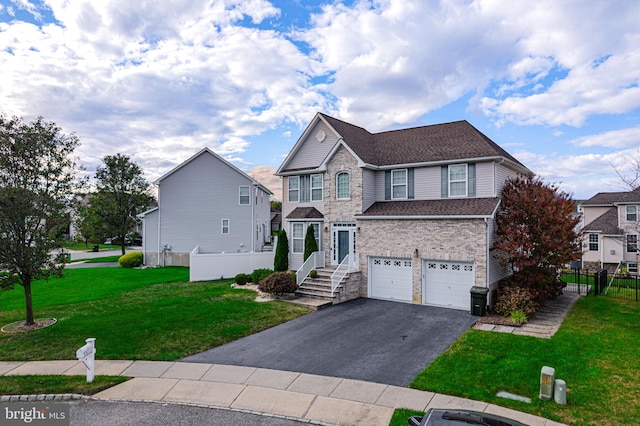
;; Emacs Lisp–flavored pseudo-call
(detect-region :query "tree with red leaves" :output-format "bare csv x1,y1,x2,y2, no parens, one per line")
495,177,581,272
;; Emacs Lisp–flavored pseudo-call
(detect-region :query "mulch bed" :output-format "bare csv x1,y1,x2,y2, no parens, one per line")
1,318,57,334
474,313,523,327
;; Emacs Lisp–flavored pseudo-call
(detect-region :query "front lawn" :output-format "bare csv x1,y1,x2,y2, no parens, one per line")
410,297,640,425
0,267,311,360
0,375,129,396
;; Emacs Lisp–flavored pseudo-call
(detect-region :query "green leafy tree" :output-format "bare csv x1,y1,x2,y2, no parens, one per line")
303,224,319,261
274,228,289,271
85,154,154,255
0,114,83,325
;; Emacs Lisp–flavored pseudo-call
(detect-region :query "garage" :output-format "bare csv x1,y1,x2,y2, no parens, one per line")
423,260,475,310
369,257,413,302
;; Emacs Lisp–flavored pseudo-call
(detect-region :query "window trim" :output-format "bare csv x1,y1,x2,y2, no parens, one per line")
627,233,638,253
292,223,305,253
288,176,299,202
448,164,468,198
311,174,323,201
239,186,250,205
221,219,230,235
626,205,638,221
336,172,350,200
588,233,599,251
391,169,408,200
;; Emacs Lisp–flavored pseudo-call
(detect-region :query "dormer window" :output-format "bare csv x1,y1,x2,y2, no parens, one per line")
627,205,637,221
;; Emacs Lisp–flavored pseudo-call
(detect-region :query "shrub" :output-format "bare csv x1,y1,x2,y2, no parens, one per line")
303,224,319,261
274,229,289,271
510,310,527,324
118,252,143,268
234,273,249,285
495,284,539,318
252,268,273,283
309,269,318,278
258,272,298,295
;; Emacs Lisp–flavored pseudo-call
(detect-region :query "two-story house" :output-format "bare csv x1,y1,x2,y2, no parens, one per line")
276,113,532,310
581,187,640,274
140,148,273,267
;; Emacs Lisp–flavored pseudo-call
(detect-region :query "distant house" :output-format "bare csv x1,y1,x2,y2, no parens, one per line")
270,204,281,235
581,188,640,273
139,148,273,267
276,113,532,309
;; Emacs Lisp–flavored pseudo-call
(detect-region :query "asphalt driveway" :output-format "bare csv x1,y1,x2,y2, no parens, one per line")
181,298,477,386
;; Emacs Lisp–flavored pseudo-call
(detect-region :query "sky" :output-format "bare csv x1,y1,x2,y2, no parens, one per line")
1,0,639,201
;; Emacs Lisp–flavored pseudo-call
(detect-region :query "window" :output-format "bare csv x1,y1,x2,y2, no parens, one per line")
391,169,407,199
311,174,323,201
449,164,467,197
629,263,638,274
627,205,638,221
288,174,323,202
288,177,299,202
627,234,638,252
239,186,250,205
336,172,350,199
292,223,304,253
588,234,599,251
221,219,229,234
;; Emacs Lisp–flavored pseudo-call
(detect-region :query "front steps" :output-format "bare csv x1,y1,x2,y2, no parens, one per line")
296,267,347,305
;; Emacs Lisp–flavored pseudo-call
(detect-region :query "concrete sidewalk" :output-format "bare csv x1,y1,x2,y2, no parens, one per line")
0,360,566,426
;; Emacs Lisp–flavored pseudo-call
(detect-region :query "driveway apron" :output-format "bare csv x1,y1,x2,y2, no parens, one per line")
181,298,477,387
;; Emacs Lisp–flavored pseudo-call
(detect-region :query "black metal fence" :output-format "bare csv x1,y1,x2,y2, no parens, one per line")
559,269,640,301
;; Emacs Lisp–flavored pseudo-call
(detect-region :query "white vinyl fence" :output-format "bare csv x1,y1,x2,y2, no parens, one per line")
189,245,276,282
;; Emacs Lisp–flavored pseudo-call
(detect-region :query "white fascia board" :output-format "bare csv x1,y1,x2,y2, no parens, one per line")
277,113,332,175
317,139,367,171
137,207,159,218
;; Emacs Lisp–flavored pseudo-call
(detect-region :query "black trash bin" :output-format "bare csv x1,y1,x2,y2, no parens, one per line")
92,245,99,252
470,286,489,316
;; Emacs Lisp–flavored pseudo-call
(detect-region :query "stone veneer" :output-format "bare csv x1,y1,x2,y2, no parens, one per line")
357,218,489,303
322,145,363,265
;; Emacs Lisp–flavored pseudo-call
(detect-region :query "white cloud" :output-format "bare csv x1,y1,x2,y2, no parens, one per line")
570,126,640,148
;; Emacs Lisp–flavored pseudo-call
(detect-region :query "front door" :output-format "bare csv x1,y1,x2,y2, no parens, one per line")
331,223,356,266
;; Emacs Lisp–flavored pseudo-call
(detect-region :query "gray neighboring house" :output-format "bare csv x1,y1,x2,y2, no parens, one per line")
277,113,532,309
139,148,273,267
580,187,640,273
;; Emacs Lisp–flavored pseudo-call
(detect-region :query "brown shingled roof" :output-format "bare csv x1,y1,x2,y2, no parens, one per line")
320,114,526,168
583,187,640,205
582,207,623,235
286,207,324,219
356,198,500,218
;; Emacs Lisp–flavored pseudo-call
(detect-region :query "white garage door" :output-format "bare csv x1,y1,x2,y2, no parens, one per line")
423,260,474,310
369,257,412,302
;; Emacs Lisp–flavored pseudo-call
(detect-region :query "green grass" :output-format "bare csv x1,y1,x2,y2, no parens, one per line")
0,375,129,396
390,408,423,426
63,241,123,251
410,297,640,425
0,267,311,361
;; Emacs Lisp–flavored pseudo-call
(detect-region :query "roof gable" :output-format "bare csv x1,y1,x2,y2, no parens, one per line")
156,148,273,195
278,113,531,175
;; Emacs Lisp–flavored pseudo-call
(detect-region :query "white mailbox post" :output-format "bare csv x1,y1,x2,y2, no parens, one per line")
76,338,96,383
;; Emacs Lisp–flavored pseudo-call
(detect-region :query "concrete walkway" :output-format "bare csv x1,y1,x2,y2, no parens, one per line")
475,292,583,338
0,360,566,426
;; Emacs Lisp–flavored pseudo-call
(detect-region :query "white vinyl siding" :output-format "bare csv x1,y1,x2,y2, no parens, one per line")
362,169,376,211
285,121,339,170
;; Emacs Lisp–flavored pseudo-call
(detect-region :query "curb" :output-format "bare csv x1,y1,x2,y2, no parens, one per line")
0,394,89,402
